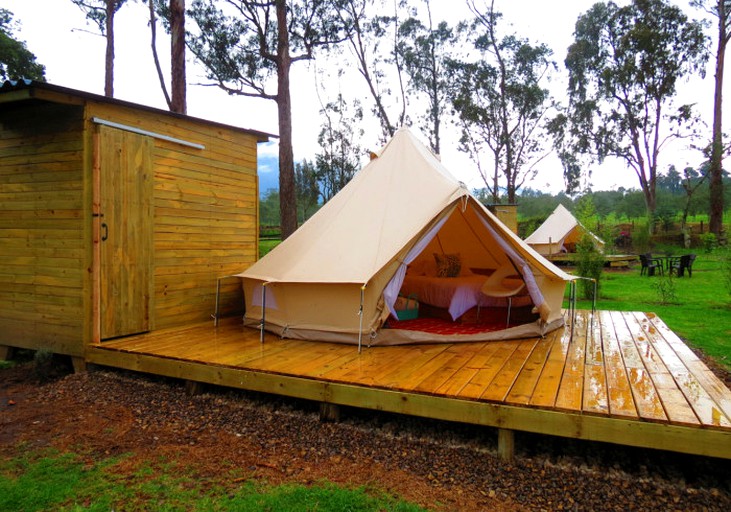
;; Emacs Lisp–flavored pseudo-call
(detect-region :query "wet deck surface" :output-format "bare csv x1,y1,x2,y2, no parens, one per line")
90,310,731,458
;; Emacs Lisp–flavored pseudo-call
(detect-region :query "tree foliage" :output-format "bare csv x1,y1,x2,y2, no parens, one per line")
315,93,364,202
451,0,555,204
0,9,46,81
187,0,350,238
396,2,456,154
555,0,708,225
338,0,409,142
294,159,319,223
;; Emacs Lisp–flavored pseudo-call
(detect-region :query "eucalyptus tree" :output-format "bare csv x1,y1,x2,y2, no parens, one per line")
555,0,708,226
338,0,409,142
71,0,129,97
451,0,556,204
0,9,46,81
187,0,350,239
315,93,364,202
396,1,457,155
680,164,710,230
691,0,730,236
294,159,319,223
147,0,187,114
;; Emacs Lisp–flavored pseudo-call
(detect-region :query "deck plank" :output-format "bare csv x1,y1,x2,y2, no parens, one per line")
505,334,554,405
610,311,667,422
433,343,503,396
599,310,637,418
583,312,609,415
643,313,731,428
410,344,485,393
482,338,539,402
623,312,700,425
375,344,453,389
554,310,588,412
530,318,574,407
458,342,519,400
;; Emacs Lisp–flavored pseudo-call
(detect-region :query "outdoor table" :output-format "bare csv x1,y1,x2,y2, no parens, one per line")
664,255,682,272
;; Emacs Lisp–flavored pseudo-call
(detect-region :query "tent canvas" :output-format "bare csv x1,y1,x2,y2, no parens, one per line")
524,204,605,256
237,129,575,345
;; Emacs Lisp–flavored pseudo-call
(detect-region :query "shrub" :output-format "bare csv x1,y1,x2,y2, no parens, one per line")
575,236,605,300
651,272,678,305
699,232,717,253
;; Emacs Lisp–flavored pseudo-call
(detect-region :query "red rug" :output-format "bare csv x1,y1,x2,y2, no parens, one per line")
386,317,509,335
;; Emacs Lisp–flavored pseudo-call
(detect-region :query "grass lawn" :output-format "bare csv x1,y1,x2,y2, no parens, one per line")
0,449,426,512
566,250,731,371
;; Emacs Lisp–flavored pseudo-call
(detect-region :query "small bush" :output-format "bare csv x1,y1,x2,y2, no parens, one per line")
699,232,717,253
651,272,678,305
575,236,605,300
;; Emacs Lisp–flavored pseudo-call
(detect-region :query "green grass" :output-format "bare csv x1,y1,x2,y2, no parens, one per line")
566,250,731,370
259,239,281,257
0,449,427,512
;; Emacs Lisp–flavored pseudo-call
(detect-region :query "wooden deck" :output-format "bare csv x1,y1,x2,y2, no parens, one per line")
547,253,639,268
86,310,731,460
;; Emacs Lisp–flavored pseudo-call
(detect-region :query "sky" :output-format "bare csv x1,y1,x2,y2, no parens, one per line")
5,0,727,196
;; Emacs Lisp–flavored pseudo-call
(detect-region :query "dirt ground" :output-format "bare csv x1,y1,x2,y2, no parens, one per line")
1,355,730,512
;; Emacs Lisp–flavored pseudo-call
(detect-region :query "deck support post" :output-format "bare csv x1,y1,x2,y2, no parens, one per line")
0,345,14,361
497,428,515,462
71,357,87,373
185,380,204,396
319,402,341,422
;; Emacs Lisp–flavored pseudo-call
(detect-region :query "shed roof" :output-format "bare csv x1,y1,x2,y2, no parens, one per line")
0,79,274,142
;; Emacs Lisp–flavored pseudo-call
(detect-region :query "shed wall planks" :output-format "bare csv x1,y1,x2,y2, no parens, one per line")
0,103,86,355
0,85,262,357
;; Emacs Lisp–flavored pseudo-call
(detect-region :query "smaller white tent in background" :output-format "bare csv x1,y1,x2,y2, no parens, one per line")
525,204,605,257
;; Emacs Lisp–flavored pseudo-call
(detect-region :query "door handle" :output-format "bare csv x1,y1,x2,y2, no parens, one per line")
101,222,109,241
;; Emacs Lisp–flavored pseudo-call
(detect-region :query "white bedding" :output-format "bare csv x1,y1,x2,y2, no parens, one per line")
400,274,532,321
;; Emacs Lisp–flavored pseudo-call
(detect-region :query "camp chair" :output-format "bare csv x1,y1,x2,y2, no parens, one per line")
480,264,526,327
639,253,663,276
669,254,696,278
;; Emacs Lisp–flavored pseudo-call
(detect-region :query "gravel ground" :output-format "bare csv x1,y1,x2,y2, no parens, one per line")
1,360,730,511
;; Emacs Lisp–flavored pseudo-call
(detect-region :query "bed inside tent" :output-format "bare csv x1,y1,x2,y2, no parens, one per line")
378,200,558,344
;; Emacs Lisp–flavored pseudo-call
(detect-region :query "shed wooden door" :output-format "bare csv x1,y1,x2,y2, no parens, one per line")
99,126,154,339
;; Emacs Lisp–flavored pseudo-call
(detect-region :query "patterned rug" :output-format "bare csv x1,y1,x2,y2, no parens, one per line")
386,317,509,335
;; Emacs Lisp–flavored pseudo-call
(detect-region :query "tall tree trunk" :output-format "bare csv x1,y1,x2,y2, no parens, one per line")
709,1,726,236
170,0,187,114
104,0,115,97
276,0,297,239
148,0,172,108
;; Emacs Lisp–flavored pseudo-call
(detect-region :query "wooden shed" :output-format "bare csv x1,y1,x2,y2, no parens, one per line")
0,80,270,367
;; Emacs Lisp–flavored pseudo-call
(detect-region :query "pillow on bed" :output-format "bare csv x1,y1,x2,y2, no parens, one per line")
434,253,461,278
408,259,435,276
